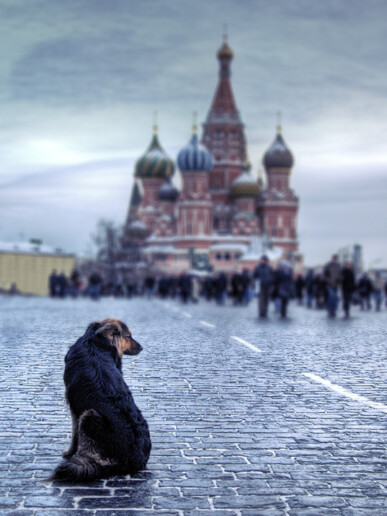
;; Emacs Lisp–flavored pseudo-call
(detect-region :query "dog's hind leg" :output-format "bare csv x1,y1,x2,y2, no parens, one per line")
78,409,108,442
62,410,79,459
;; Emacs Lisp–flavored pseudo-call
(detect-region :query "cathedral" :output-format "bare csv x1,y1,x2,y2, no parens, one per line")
123,37,299,273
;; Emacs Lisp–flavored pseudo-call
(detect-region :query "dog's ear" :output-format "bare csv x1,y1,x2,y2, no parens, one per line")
95,321,120,342
86,322,103,333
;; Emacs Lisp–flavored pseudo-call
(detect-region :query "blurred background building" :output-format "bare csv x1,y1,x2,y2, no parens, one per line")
0,240,75,296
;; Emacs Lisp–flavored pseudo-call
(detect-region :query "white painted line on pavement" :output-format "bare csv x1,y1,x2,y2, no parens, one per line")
181,312,192,318
231,336,262,353
303,373,387,414
200,320,216,328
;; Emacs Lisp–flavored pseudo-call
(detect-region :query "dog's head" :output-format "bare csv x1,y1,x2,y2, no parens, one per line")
91,318,143,358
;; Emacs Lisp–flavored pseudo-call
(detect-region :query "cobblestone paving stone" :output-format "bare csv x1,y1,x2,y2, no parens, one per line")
0,295,386,515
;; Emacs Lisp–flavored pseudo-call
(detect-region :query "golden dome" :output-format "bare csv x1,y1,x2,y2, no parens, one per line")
217,35,233,59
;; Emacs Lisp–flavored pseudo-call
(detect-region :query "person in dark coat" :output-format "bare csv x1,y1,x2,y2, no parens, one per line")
215,272,228,305
295,274,305,305
70,269,81,298
304,269,315,308
158,276,170,299
324,254,341,317
241,269,252,305
231,271,243,305
253,255,274,318
57,271,68,298
49,269,58,297
88,270,103,300
178,272,192,303
275,261,295,318
357,273,373,310
341,262,355,318
144,275,155,299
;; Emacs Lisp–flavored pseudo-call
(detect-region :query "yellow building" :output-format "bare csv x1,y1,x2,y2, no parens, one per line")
0,242,76,296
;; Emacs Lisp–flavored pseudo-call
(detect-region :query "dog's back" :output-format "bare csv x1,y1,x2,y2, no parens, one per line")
52,319,151,481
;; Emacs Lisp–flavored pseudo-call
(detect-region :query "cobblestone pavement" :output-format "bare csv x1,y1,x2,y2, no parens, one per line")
1,295,386,515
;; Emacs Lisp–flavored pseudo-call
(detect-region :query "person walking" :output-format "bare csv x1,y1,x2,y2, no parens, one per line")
48,269,58,297
295,274,305,305
254,255,274,318
179,272,192,303
57,271,68,298
70,269,81,298
357,272,373,310
304,269,315,308
323,254,341,317
88,270,103,300
275,261,295,318
372,272,384,312
341,262,355,318
144,274,156,299
241,269,252,305
215,272,228,305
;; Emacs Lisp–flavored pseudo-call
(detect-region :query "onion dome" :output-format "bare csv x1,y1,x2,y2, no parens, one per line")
177,123,213,173
263,125,294,170
135,125,175,179
127,218,149,239
230,156,260,198
158,179,179,202
217,35,234,60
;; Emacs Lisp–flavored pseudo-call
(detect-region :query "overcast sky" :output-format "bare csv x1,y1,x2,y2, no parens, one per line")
1,0,386,267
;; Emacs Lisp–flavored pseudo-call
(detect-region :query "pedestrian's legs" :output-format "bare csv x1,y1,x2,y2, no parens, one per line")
259,288,268,317
374,290,381,311
343,293,350,318
280,297,288,318
327,287,338,317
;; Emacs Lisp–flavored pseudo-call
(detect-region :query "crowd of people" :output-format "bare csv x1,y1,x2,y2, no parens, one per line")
48,255,387,319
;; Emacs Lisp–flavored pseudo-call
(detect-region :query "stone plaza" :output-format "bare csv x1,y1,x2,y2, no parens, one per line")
1,295,386,515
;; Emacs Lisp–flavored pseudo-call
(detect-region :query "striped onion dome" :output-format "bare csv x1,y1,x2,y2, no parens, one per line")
135,126,175,179
263,125,294,170
177,125,213,173
158,179,179,202
230,159,260,198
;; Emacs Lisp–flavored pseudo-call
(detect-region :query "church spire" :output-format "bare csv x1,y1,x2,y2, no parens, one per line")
205,35,240,123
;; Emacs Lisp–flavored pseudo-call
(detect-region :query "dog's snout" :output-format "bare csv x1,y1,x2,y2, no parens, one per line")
133,340,143,353
123,338,143,355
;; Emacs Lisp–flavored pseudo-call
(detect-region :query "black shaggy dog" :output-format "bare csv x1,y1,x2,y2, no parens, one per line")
51,318,151,482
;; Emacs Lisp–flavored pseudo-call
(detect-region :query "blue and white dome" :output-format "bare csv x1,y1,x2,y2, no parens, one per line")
177,127,213,173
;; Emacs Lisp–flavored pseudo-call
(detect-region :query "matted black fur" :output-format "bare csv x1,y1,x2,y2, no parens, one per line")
51,319,151,482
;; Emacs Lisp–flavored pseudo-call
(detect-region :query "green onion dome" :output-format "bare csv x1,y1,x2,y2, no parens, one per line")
135,126,175,179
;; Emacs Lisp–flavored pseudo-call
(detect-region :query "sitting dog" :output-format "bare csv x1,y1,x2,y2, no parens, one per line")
51,318,151,481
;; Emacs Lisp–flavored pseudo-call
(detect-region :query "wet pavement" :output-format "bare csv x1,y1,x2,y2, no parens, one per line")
0,295,386,515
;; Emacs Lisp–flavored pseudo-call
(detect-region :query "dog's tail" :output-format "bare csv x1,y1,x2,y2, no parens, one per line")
50,454,106,482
